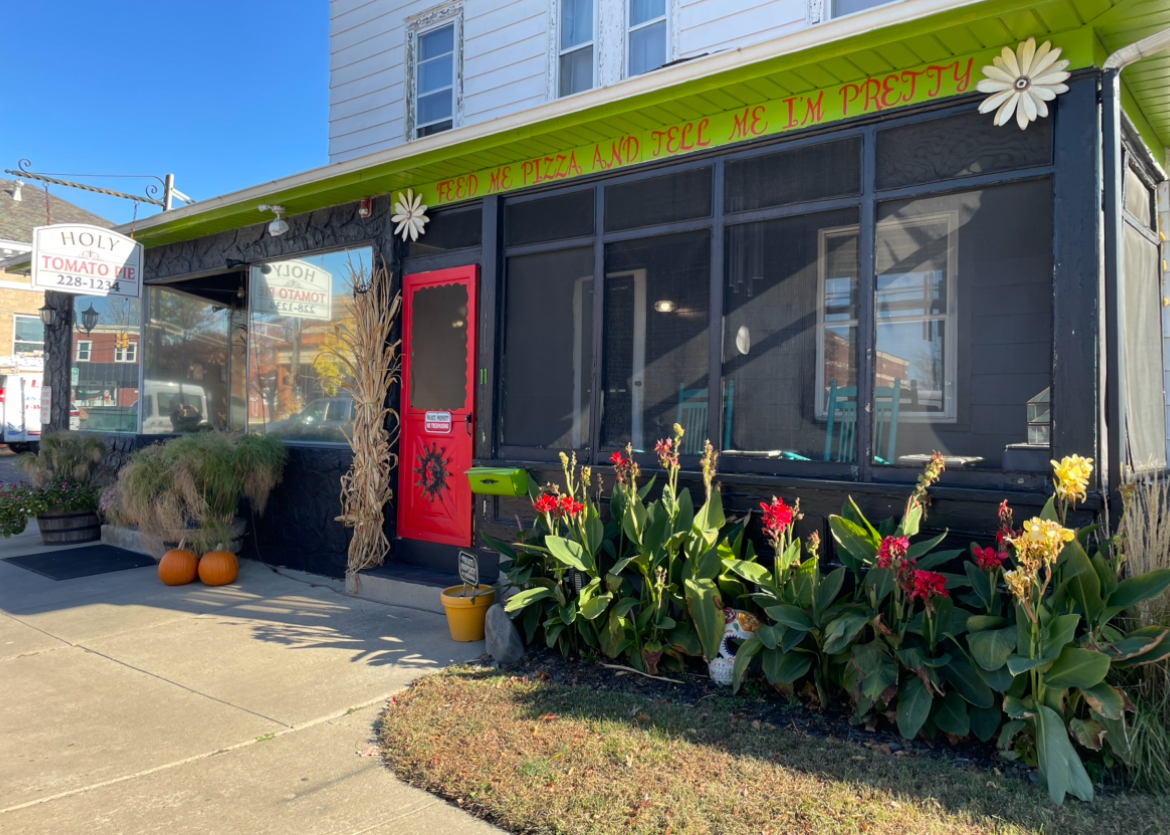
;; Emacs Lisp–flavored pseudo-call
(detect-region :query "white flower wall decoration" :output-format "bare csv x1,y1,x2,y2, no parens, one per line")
391,189,429,242
977,37,1070,130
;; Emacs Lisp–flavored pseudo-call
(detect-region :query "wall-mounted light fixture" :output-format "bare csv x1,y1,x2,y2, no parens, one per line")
77,303,99,336
258,204,289,237
653,300,676,313
38,303,55,327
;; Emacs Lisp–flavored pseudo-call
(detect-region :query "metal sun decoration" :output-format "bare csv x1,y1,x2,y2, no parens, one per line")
977,37,1070,130
391,189,429,242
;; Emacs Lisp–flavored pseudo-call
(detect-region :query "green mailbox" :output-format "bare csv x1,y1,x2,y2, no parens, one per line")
465,467,528,497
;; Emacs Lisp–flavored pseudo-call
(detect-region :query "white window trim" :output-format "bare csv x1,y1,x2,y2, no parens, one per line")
406,4,463,141
814,213,959,423
13,313,43,355
115,343,138,363
550,0,600,99
626,0,669,78
815,0,901,23
76,340,92,362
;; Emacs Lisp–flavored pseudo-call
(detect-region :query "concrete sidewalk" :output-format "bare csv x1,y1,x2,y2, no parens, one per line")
0,523,501,834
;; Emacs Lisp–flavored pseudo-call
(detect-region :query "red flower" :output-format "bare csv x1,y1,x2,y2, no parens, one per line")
974,545,1006,573
760,497,795,543
910,570,949,602
877,536,910,569
610,451,624,465
655,437,679,470
559,494,585,519
610,450,640,486
533,493,558,516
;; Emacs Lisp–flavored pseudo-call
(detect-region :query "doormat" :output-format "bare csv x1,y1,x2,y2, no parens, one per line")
3,545,156,581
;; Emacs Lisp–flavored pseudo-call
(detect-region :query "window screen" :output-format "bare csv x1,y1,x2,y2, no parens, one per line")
872,180,1053,471
604,167,712,232
1123,222,1167,470
725,139,862,213
506,189,594,246
876,111,1052,190
723,209,859,461
407,206,482,257
1125,167,1154,229
409,283,471,411
601,231,710,451
501,248,593,448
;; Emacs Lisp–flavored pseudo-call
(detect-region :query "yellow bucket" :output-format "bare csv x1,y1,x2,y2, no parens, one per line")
440,585,496,642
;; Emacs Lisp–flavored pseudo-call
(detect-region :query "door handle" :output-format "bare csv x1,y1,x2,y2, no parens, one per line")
465,414,473,436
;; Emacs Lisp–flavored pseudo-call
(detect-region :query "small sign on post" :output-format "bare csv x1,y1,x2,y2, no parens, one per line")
458,549,479,590
40,384,51,416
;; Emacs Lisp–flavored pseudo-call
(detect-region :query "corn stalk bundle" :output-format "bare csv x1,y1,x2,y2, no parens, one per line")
323,260,402,583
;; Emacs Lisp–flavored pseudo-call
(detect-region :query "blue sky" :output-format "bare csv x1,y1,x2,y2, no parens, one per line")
1,3,329,225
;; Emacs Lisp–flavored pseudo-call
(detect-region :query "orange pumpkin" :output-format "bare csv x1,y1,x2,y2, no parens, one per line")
158,548,199,586
198,550,239,586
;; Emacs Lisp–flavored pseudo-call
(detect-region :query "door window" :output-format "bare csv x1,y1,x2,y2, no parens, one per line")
409,283,471,411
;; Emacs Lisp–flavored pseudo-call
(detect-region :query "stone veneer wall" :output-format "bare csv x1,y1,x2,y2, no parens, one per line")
42,197,401,577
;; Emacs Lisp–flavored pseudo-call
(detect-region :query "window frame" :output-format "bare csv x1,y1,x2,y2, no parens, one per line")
824,0,899,21
76,340,92,362
13,313,43,355
556,0,598,98
114,342,138,363
626,0,668,78
408,7,462,141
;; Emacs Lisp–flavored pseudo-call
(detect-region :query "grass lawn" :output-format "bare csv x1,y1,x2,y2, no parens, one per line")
380,664,1170,835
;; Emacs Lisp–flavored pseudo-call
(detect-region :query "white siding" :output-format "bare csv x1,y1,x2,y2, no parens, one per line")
328,0,818,163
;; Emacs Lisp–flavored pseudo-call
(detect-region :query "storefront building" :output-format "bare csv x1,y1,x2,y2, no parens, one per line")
38,0,1170,582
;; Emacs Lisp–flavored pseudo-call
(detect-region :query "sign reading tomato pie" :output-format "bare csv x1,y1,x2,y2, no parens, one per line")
31,224,143,299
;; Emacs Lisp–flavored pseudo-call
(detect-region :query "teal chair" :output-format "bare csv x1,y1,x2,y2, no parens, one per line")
824,379,901,464
676,381,735,454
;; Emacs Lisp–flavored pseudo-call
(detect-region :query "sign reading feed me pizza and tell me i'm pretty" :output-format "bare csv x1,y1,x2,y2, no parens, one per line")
31,224,143,299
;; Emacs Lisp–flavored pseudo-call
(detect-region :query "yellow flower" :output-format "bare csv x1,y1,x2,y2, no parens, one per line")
1014,517,1075,566
1003,568,1032,600
1051,455,1093,506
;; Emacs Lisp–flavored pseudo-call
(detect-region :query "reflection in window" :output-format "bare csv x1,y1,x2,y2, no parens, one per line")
629,0,666,76
13,314,44,355
559,0,593,96
144,281,242,435
502,248,593,448
724,210,859,461
602,232,709,452
69,297,141,433
248,247,371,444
872,181,1053,470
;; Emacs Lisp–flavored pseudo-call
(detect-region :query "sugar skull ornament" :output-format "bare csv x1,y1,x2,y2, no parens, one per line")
708,608,760,686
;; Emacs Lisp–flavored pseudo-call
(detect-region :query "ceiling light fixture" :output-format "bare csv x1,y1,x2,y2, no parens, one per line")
653,300,676,313
258,204,289,237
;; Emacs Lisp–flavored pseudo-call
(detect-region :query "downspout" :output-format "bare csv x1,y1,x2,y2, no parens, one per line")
1101,27,1170,520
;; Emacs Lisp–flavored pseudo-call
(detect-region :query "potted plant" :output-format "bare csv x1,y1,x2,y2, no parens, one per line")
106,431,287,556
0,433,109,544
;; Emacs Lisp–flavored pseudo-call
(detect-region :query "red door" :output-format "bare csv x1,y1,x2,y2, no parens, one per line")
398,266,478,547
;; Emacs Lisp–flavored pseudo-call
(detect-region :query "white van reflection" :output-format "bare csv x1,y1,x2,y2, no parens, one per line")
142,381,211,434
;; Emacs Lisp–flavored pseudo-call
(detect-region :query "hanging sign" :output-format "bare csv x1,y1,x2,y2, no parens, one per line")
250,259,334,321
31,224,142,299
458,550,479,588
425,411,452,434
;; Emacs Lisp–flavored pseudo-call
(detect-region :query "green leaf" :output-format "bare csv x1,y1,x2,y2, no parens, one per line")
966,615,1007,633
481,532,518,560
1044,647,1112,690
914,548,963,570
763,648,813,686
600,609,627,658
968,627,1017,672
964,561,994,611
656,616,677,630
1063,540,1103,625
815,567,846,615
1069,718,1106,751
969,704,1002,742
899,505,923,538
546,536,591,573
829,516,877,575
724,558,772,587
1036,704,1094,804
1080,682,1124,721
1092,708,1133,764
612,597,639,619
822,613,869,655
998,718,1027,751
579,591,612,621
765,603,813,631
1114,628,1170,667
1006,655,1047,676
685,578,725,661
1109,569,1170,610
731,636,763,693
975,663,1017,693
943,657,995,709
1040,495,1059,522
933,691,970,736
755,623,781,650
907,531,948,560
504,587,555,612
1041,614,1082,661
897,676,933,740
665,622,702,657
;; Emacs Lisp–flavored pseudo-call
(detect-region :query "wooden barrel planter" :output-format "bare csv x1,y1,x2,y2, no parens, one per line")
38,511,102,545
162,517,248,556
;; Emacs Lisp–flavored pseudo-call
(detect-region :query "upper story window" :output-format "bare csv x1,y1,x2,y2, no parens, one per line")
828,0,892,17
415,22,457,138
76,340,92,362
115,342,138,363
559,0,594,97
13,314,43,355
628,0,667,76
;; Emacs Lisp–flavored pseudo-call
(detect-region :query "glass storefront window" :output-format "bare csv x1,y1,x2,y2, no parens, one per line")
247,247,372,444
601,231,710,452
69,297,142,433
143,284,243,435
501,247,593,449
722,209,859,462
871,180,1054,470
